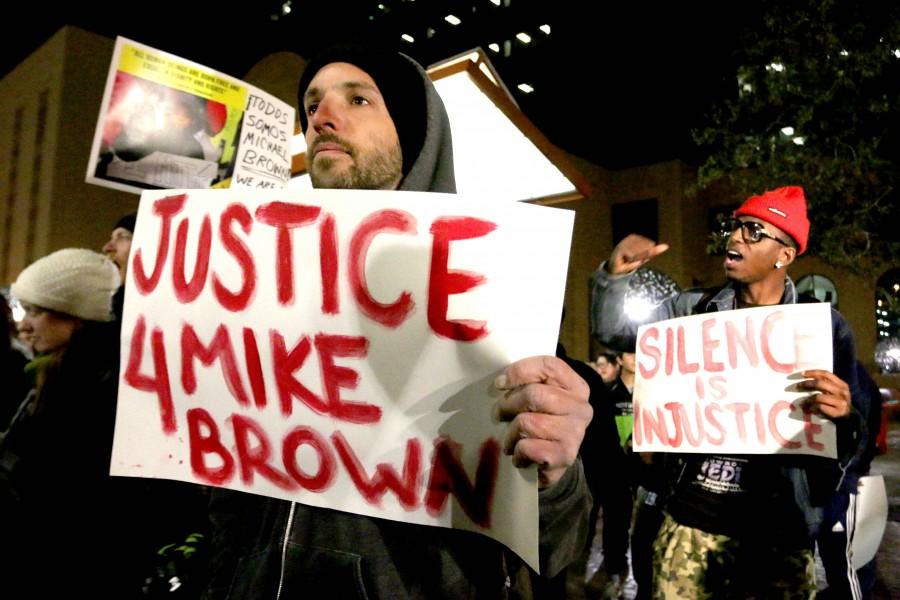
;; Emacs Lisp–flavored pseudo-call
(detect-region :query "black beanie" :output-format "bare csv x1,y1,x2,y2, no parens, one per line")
114,212,137,233
297,44,427,178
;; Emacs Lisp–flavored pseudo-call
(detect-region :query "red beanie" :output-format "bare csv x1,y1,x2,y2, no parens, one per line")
734,186,809,254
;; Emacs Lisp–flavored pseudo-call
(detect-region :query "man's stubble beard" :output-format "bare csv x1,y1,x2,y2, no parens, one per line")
310,141,403,190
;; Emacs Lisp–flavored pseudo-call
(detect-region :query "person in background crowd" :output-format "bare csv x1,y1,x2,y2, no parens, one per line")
593,350,621,385
101,210,214,596
202,43,593,600
102,211,136,322
817,361,883,599
596,342,666,600
1,248,213,597
592,186,865,598
558,340,631,600
610,351,635,449
0,249,150,595
0,292,29,430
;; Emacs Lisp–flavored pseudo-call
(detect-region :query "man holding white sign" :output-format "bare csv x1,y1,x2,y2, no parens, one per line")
200,45,593,599
591,186,865,598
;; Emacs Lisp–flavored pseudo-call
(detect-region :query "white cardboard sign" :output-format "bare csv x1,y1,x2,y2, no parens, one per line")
110,188,574,571
632,303,837,457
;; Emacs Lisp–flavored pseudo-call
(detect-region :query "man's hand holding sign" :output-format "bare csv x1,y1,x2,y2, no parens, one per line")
495,356,592,488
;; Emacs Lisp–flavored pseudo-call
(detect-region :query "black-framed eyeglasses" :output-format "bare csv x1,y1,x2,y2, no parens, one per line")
719,217,791,246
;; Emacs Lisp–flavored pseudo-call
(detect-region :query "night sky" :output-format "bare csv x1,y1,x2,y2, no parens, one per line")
2,1,747,170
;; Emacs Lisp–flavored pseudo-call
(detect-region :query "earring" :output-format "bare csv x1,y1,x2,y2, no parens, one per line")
774,261,783,269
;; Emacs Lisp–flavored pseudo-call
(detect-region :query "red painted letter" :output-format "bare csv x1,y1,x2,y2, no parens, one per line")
132,194,187,294
271,331,327,417
676,326,700,374
181,323,250,407
769,401,801,449
726,318,759,369
255,202,321,305
187,407,234,485
424,437,500,527
124,315,175,434
802,404,825,451
315,333,379,424
724,402,751,442
283,426,336,491
232,414,294,490
761,311,795,373
333,431,421,510
701,318,724,372
172,214,211,303
320,213,339,315
638,327,661,379
348,209,416,327
704,403,725,445
214,203,256,312
243,328,267,409
427,216,496,341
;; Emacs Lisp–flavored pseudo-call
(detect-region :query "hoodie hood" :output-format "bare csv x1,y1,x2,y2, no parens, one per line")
298,45,456,194
395,55,455,194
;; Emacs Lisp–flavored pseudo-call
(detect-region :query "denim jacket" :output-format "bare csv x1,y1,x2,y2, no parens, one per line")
590,266,865,540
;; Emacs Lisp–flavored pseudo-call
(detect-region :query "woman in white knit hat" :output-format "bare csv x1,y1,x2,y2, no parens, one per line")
10,248,119,355
0,248,158,595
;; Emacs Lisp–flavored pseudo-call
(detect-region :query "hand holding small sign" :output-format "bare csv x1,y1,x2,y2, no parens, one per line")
493,356,593,489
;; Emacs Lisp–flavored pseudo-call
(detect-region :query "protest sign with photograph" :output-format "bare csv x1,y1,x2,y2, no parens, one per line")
110,188,574,570
632,303,837,457
86,37,294,194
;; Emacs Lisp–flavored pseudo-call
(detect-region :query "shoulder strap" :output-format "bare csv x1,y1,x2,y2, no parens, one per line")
692,289,720,314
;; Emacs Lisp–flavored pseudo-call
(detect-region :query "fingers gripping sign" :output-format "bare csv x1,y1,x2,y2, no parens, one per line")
799,369,852,420
493,356,592,489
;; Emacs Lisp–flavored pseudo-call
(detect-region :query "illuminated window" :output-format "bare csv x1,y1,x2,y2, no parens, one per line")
876,268,900,373
796,274,838,307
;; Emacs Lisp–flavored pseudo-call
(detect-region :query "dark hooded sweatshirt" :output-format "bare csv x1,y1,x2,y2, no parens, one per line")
202,53,590,600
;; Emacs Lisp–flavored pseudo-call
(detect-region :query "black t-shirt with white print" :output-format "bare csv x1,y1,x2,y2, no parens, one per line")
666,454,812,549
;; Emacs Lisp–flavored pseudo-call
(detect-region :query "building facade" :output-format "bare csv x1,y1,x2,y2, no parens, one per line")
2,26,894,388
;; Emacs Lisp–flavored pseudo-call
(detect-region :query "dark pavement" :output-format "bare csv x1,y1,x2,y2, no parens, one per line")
870,414,900,599
568,409,900,599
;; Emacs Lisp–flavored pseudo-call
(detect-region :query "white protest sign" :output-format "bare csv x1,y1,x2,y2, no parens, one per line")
632,303,836,457
231,93,294,189
111,188,574,571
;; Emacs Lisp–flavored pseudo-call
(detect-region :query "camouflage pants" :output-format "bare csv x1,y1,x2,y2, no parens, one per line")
652,514,816,599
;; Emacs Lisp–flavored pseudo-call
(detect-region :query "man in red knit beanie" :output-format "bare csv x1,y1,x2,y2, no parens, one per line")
590,185,865,598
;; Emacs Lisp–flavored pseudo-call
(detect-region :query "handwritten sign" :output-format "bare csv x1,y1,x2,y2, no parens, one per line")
86,37,294,194
632,303,836,457
110,188,574,570
231,94,294,189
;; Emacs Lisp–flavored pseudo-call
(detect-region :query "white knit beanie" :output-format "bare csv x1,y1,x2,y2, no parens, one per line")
11,248,121,322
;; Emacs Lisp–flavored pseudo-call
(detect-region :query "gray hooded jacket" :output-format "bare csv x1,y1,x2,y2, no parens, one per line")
203,52,590,600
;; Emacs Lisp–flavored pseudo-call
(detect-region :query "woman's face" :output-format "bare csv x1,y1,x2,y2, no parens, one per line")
17,302,79,354
593,355,620,383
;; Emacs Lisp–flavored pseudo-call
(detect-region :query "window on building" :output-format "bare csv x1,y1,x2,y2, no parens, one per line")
875,268,900,374
796,274,839,308
611,198,657,245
